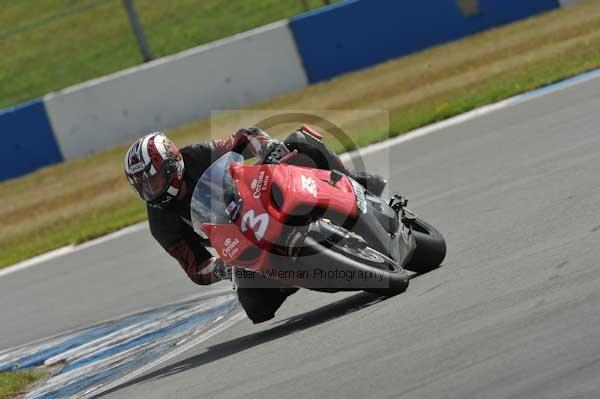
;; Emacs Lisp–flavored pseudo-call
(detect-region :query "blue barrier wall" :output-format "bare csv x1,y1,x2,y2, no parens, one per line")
0,100,63,180
0,0,565,182
290,0,560,83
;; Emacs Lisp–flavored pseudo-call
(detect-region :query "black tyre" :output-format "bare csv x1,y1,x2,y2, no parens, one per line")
332,239,410,293
403,213,446,274
299,220,409,295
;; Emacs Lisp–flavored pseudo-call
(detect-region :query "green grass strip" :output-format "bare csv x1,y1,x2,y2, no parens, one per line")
0,370,47,399
0,0,335,109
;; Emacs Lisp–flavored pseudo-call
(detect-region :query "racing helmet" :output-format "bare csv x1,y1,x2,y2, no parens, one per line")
124,132,184,207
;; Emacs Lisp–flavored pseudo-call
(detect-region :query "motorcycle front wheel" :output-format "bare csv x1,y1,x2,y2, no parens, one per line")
402,211,446,274
298,220,409,296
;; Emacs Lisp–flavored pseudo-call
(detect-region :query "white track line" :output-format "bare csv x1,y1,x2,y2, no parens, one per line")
342,67,600,161
5,67,600,277
0,222,147,277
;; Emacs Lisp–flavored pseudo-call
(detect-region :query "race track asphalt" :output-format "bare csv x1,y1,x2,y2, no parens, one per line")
2,75,600,399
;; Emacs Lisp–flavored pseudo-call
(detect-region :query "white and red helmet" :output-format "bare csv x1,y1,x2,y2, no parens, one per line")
124,132,184,207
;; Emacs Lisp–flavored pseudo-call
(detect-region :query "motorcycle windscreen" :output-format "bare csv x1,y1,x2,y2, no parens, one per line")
190,151,244,236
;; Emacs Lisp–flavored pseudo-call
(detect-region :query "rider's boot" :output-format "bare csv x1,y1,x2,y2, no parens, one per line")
236,272,299,324
346,169,387,196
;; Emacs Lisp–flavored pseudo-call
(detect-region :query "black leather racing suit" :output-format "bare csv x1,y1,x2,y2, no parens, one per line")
148,128,346,323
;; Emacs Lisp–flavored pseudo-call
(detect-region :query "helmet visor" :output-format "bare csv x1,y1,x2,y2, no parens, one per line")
132,162,176,202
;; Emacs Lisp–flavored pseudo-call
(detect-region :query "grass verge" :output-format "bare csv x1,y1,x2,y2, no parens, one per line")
0,0,334,109
0,370,46,399
2,0,600,268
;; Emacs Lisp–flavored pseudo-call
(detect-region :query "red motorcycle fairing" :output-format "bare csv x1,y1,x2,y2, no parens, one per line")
202,163,359,273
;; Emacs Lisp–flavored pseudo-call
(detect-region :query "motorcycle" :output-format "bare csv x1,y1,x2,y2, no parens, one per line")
190,130,446,295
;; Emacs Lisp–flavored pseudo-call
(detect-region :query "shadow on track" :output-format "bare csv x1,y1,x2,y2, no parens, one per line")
96,291,390,397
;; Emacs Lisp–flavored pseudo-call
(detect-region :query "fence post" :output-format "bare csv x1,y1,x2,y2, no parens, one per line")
122,0,153,62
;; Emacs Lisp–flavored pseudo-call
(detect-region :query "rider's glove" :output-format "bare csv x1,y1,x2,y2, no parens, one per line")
212,257,232,281
197,257,231,283
237,127,271,158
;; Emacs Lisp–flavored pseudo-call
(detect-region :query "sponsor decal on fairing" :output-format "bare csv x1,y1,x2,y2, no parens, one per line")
301,175,318,198
223,237,241,258
251,170,270,199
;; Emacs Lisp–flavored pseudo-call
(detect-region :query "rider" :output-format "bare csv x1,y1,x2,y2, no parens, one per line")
124,126,386,323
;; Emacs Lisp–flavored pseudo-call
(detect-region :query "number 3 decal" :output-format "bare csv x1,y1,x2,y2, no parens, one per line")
240,210,269,241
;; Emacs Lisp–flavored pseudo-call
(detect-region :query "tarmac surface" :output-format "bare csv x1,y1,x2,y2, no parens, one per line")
2,75,600,398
